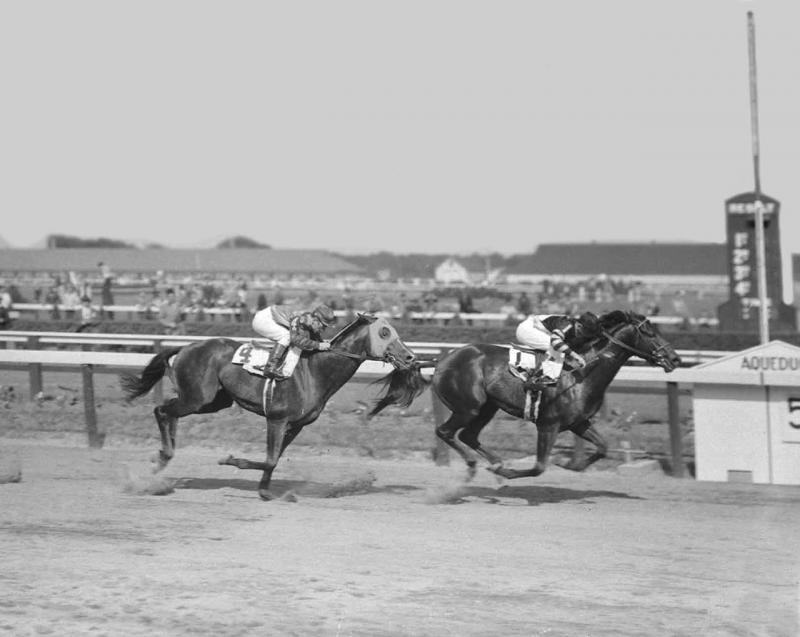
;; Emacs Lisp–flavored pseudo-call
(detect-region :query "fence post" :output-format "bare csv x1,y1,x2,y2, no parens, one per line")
430,389,450,466
153,339,164,404
667,381,685,478
27,335,42,400
82,364,105,448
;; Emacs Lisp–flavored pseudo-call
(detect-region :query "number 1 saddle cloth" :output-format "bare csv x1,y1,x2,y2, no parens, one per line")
507,345,547,381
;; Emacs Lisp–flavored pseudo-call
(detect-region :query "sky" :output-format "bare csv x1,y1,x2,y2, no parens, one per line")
1,0,799,258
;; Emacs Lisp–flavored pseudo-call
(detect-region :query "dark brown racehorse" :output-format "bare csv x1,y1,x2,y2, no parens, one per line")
370,310,681,479
121,314,417,499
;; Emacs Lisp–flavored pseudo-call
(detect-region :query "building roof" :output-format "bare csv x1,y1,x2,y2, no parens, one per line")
505,242,728,276
0,248,362,275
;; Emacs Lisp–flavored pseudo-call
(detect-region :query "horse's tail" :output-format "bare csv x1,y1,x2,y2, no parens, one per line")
368,364,432,418
120,346,183,401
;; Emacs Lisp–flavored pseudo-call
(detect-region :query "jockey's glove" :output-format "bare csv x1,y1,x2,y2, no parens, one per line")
317,341,332,351
569,352,586,367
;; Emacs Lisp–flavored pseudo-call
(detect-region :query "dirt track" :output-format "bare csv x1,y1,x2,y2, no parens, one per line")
1,437,798,637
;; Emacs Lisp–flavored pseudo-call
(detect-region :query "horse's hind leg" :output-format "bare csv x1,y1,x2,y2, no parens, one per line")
456,403,504,467
153,403,176,470
436,410,484,480
153,390,232,471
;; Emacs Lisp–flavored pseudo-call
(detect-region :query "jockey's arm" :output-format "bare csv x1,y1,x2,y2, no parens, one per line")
289,316,328,351
549,328,585,366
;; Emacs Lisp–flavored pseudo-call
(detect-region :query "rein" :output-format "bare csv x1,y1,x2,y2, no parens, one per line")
599,320,668,364
328,348,365,361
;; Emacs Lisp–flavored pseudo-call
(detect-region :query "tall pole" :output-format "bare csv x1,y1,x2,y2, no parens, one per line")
748,11,769,344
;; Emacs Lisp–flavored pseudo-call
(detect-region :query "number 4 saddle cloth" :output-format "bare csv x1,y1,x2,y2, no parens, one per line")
232,342,273,376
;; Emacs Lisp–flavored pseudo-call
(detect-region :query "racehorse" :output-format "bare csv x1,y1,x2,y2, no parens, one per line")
369,310,681,479
120,314,417,499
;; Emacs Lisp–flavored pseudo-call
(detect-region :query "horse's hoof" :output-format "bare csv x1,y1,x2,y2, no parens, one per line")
486,462,503,474
150,452,169,472
258,488,275,501
465,464,477,482
217,455,234,465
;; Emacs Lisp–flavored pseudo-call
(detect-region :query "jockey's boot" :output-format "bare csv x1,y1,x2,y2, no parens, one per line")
264,343,289,379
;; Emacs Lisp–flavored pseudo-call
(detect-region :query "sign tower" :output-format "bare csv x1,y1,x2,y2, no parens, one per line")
717,12,795,332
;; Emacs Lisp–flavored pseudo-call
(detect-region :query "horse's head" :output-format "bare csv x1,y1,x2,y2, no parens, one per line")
599,310,682,372
331,314,417,370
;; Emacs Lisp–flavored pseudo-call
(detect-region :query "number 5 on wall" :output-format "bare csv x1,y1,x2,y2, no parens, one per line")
787,398,800,429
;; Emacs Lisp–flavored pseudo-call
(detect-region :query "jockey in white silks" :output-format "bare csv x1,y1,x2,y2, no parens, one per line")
515,313,588,390
251,304,337,379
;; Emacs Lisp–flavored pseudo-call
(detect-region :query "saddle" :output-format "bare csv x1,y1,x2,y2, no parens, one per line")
507,344,549,423
507,344,547,382
232,342,273,377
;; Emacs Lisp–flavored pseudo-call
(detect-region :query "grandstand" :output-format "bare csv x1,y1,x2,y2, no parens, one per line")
0,248,362,282
504,242,728,291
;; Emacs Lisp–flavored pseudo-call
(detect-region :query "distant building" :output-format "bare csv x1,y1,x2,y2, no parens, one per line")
504,242,728,291
434,258,471,285
0,248,362,282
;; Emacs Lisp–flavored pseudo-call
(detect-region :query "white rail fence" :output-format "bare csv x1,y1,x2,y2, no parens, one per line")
0,330,731,366
7,302,719,328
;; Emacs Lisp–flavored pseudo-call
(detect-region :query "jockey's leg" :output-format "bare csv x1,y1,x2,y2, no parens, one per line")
276,347,302,379
264,343,288,378
252,311,292,379
539,348,565,384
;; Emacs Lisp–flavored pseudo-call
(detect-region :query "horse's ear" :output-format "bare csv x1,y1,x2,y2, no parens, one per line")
356,312,378,324
600,310,624,328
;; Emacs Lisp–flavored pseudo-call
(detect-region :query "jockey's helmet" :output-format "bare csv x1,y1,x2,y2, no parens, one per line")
312,304,337,326
578,311,601,335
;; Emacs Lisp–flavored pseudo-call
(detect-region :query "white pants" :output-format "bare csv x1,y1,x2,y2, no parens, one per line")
251,308,291,346
251,309,303,377
515,320,564,378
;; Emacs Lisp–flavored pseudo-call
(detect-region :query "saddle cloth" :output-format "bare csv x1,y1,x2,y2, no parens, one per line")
232,342,272,377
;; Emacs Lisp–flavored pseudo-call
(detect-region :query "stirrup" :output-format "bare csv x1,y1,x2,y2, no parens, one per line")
265,365,289,380
524,375,557,392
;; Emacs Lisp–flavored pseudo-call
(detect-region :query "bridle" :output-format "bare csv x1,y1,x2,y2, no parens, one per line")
329,344,415,369
600,317,671,365
328,323,417,369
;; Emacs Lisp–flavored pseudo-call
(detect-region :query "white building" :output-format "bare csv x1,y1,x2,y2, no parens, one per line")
434,258,470,285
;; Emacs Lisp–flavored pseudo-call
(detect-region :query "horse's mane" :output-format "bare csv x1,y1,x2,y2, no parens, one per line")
575,310,651,355
329,313,374,346
598,310,645,330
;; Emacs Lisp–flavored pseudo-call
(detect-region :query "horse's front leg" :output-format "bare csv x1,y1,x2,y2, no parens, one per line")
490,421,559,479
257,417,289,500
560,420,607,471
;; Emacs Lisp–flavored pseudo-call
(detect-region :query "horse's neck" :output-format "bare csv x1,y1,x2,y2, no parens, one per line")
585,339,633,389
306,333,366,396
307,354,362,398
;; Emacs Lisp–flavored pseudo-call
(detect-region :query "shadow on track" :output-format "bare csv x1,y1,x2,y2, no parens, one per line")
175,476,421,499
455,484,643,506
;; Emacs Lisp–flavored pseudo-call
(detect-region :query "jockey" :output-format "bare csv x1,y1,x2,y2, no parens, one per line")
515,312,593,390
251,304,337,379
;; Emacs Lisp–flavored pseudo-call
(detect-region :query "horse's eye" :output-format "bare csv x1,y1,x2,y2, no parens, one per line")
379,326,391,339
